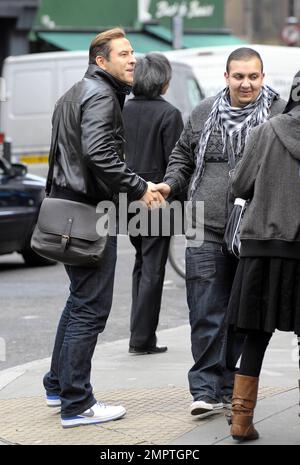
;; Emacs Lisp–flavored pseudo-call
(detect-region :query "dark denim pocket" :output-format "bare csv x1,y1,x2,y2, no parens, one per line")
186,249,216,281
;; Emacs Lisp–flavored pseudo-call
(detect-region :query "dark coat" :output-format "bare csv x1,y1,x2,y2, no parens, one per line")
48,65,147,204
123,96,183,183
123,96,184,236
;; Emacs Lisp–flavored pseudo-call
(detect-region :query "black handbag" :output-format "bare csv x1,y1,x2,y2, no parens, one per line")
31,104,108,267
31,197,108,267
222,198,247,259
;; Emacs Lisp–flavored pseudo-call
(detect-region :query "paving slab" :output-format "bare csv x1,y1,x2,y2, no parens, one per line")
0,326,299,445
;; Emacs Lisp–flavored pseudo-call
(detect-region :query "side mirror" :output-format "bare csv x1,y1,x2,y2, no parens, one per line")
11,163,28,177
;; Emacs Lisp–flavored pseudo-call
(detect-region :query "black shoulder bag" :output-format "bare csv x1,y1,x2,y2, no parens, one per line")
222,197,247,259
31,107,108,267
222,145,248,259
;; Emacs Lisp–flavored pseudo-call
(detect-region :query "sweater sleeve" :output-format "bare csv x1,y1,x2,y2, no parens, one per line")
163,117,196,195
231,127,261,200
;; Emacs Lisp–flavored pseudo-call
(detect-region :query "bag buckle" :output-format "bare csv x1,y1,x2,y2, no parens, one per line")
61,234,70,250
61,218,73,251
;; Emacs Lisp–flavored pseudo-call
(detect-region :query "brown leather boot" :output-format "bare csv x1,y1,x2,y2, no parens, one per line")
230,374,259,441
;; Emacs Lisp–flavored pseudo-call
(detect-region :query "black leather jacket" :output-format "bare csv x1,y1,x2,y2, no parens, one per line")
48,65,147,204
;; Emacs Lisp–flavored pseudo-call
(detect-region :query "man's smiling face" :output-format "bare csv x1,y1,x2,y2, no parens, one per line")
225,57,265,108
96,38,136,85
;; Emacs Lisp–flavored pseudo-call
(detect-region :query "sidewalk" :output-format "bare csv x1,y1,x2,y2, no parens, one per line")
0,325,299,445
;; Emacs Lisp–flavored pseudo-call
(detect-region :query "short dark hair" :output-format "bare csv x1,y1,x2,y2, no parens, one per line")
132,53,172,99
226,47,264,73
89,28,125,64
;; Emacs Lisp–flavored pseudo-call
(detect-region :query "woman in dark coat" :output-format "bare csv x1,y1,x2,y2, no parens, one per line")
227,71,300,441
123,53,183,354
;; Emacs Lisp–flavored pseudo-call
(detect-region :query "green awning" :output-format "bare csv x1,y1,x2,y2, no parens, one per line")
37,31,173,53
145,24,246,48
36,26,245,54
183,34,246,47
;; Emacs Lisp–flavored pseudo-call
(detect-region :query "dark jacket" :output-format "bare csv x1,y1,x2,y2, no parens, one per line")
123,96,183,183
231,106,300,258
48,65,147,204
164,95,286,244
123,96,184,236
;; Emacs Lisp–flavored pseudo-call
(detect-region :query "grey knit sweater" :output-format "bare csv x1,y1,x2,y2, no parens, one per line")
164,95,286,244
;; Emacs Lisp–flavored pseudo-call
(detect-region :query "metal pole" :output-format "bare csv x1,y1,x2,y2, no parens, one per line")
172,15,183,50
246,0,254,43
252,0,262,42
289,0,295,17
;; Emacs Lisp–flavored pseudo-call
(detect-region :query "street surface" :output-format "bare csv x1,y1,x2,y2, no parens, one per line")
0,235,187,369
0,165,298,388
0,163,188,369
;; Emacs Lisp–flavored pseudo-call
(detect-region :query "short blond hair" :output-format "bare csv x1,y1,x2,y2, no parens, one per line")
89,28,126,64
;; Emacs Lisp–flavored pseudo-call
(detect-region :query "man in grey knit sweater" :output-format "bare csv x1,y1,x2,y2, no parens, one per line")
153,48,285,416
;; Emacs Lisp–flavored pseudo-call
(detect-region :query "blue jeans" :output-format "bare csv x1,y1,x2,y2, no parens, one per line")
186,241,244,402
43,236,117,417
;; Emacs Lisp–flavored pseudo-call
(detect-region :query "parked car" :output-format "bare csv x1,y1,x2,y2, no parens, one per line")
0,156,54,266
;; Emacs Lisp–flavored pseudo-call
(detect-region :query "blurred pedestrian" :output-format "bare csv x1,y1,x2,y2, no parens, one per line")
43,28,163,428
123,53,183,354
228,71,300,441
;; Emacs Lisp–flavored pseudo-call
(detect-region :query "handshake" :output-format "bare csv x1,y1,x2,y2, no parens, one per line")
140,182,171,208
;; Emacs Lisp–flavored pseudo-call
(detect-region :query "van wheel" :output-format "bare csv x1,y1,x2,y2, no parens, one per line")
21,248,57,267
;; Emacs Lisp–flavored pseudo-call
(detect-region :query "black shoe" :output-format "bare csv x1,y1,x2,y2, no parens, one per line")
128,345,168,355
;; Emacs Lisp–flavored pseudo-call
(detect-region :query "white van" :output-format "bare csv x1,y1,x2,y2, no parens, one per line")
0,51,204,163
164,44,300,99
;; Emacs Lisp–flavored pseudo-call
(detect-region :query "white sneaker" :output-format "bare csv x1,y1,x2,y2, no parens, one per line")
61,401,126,428
46,394,61,408
190,400,223,417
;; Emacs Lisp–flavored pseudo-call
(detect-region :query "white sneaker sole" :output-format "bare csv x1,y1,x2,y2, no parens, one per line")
61,409,126,428
46,398,61,408
190,401,223,416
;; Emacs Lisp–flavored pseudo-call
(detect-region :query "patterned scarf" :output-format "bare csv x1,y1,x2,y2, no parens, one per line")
190,85,279,199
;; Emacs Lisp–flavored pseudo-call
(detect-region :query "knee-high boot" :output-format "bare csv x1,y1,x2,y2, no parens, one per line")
230,374,259,441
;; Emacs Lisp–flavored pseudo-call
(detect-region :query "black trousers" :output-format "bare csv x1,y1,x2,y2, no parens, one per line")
129,235,171,348
238,331,272,377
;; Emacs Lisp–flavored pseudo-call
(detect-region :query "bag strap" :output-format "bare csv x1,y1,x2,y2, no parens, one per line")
234,198,246,208
46,105,61,195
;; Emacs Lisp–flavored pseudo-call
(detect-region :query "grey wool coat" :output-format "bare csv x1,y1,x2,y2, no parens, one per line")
231,105,300,259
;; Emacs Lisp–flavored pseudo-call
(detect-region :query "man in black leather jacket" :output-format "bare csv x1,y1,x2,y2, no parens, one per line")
43,28,161,429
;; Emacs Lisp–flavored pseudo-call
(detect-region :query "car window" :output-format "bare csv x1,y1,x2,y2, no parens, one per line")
165,68,204,122
126,62,204,123
0,159,5,175
187,77,203,109
0,157,10,176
